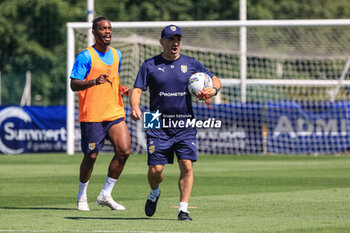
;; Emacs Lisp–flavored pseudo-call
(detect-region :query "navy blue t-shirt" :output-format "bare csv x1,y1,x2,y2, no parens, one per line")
134,54,213,116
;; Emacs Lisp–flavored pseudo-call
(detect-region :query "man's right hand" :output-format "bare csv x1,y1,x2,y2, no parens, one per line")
130,88,143,121
131,108,141,121
95,74,110,85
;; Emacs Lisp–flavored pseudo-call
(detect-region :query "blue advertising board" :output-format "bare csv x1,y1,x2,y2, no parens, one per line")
193,103,263,154
0,106,66,154
0,104,264,155
266,101,350,154
4,101,349,155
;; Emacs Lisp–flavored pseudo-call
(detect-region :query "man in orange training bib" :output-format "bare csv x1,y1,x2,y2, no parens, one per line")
70,16,131,211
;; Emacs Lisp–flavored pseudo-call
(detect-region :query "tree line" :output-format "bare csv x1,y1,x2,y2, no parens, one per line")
1,0,350,105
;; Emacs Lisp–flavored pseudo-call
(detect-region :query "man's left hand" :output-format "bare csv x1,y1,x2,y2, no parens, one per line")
195,87,216,100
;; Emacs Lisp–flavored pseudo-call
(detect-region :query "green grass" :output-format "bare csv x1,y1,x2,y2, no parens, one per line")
1,153,350,233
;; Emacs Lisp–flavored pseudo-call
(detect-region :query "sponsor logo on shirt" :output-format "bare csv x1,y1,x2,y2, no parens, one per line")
159,92,187,97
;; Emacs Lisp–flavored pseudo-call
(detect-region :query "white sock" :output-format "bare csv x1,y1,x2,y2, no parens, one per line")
151,187,160,197
77,180,89,200
100,176,117,197
179,202,189,213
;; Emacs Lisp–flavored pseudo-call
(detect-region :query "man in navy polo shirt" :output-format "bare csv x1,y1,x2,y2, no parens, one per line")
130,25,222,221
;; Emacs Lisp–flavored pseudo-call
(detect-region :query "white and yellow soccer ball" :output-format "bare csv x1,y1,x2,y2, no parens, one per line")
188,72,213,95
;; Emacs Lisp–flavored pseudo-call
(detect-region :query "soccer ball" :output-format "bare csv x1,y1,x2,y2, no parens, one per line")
188,72,213,95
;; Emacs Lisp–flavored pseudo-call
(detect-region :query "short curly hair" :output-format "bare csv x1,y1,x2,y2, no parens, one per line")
92,16,109,31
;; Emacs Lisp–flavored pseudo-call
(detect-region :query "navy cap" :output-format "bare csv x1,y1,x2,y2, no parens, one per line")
161,25,183,39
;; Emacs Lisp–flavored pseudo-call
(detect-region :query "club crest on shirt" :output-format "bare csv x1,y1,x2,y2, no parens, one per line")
89,143,96,151
181,65,188,73
148,145,155,154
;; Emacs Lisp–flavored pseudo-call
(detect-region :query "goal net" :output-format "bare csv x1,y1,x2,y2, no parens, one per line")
67,20,350,155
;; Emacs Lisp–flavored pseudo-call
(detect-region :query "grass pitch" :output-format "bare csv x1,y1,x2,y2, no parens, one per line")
0,153,350,233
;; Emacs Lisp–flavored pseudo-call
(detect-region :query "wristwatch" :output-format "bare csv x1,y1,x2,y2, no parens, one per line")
213,87,219,96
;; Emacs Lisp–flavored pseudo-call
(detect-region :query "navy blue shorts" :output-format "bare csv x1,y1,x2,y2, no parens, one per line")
147,128,197,165
80,117,125,154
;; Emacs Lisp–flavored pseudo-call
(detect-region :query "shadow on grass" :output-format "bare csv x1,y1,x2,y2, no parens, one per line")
0,206,76,210
1,207,176,221
65,216,176,221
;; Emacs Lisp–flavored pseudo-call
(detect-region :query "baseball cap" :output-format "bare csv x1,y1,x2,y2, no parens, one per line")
161,25,183,39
